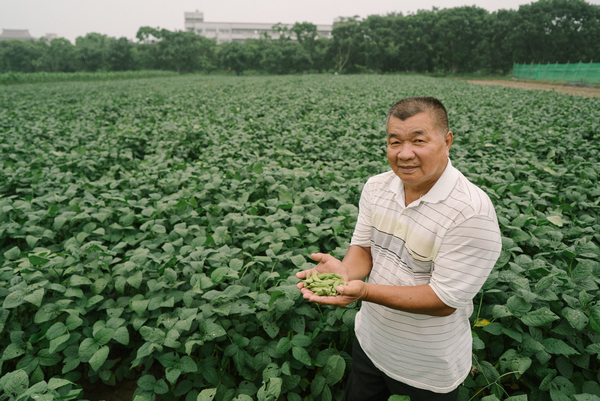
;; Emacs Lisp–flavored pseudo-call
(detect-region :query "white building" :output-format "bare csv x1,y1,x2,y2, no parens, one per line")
0,29,61,42
184,11,333,44
0,29,35,41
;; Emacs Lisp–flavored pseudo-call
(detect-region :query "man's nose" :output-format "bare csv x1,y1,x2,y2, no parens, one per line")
397,144,415,160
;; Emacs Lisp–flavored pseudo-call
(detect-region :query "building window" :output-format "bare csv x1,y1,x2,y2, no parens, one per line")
232,29,256,34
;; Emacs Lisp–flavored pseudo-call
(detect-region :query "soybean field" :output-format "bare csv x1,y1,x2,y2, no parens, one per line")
1,74,600,401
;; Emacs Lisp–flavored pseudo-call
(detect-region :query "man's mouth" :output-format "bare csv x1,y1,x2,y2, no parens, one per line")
399,165,419,173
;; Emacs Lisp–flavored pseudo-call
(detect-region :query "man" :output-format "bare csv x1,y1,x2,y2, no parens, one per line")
296,97,502,401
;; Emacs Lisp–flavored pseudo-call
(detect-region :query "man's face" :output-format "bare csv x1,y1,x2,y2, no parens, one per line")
386,112,453,194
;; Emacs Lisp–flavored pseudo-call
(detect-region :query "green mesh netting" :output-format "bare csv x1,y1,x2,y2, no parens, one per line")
513,62,600,83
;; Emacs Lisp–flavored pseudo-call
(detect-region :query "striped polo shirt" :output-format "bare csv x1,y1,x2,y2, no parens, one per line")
350,159,502,393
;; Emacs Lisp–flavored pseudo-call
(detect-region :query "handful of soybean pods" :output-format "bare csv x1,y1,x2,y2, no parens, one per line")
303,271,347,296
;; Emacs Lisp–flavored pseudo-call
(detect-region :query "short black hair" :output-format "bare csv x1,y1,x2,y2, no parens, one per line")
386,97,449,134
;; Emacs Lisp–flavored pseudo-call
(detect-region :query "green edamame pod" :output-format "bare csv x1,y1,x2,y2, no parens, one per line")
303,272,347,296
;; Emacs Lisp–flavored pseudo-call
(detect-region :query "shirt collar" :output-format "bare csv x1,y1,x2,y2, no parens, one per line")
389,158,459,207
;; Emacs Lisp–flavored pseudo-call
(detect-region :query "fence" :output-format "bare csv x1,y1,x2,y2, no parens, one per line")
513,62,600,83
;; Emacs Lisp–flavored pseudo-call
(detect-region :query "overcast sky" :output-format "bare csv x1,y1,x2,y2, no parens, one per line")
3,0,600,43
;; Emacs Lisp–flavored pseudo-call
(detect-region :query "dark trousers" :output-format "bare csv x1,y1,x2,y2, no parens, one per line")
342,339,460,401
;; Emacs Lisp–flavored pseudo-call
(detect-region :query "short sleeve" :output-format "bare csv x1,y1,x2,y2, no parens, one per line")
350,182,373,248
428,214,502,309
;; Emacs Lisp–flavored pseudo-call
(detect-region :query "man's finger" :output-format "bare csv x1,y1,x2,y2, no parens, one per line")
311,252,334,264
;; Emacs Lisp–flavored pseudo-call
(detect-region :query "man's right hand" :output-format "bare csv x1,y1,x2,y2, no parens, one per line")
295,253,349,290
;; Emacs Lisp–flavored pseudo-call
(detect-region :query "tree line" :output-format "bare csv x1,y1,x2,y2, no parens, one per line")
1,0,599,76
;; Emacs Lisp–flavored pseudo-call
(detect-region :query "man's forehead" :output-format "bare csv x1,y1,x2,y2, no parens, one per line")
387,113,435,130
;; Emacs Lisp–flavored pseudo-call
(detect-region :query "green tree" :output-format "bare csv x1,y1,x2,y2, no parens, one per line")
330,17,364,72
360,15,398,73
106,37,136,71
38,38,77,72
430,6,492,73
394,10,438,73
219,41,253,75
0,39,43,72
259,41,312,74
75,33,110,71
312,37,334,72
487,9,520,74
291,22,318,68
512,0,600,63
136,27,216,73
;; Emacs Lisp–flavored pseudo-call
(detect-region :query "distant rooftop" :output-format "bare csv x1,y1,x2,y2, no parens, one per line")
0,29,36,40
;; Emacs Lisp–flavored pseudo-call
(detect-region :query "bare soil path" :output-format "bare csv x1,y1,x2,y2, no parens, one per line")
466,79,600,98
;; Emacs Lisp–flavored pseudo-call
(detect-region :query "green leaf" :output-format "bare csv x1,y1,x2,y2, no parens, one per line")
180,356,197,372
49,333,71,354
483,322,504,335
70,275,93,286
23,288,44,307
549,388,571,401
89,345,110,371
572,395,600,401
311,374,326,397
292,345,311,366
290,254,306,268
0,369,29,396
323,355,345,385
3,246,21,260
388,396,411,401
113,326,129,345
2,343,25,360
131,297,150,316
79,338,99,359
511,357,532,378
542,338,580,356
3,290,26,308
95,327,115,346
152,224,167,234
197,388,217,401
505,395,528,401
26,235,40,248
262,320,279,339
291,334,311,347
47,377,73,390
563,307,589,331
204,323,226,340
28,255,49,266
589,306,600,334
66,314,84,330
276,337,292,354
506,295,532,316
521,307,560,327
34,303,60,323
154,379,169,395
86,294,104,309
120,212,135,227
127,270,143,289
38,348,62,366
46,322,67,340
166,367,182,385
547,215,564,227
137,375,156,391
53,216,68,231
